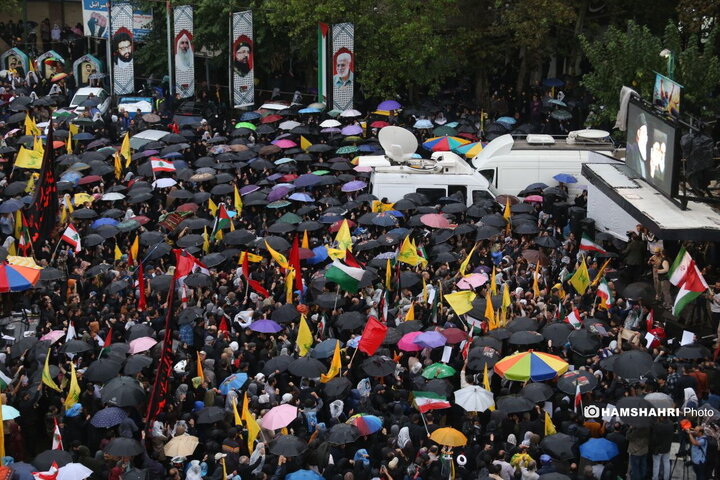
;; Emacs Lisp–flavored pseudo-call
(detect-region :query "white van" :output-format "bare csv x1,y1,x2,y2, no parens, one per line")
357,127,497,206
471,131,621,196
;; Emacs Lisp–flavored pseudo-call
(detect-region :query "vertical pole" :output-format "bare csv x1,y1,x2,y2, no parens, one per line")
166,1,173,97
107,0,113,97
228,13,232,110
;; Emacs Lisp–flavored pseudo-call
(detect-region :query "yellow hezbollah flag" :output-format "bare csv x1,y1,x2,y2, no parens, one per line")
265,241,289,269
114,243,123,261
422,277,428,304
320,341,342,383
490,266,497,295
24,115,40,136
238,251,262,264
335,219,353,252
300,135,312,151
500,283,512,326
232,396,242,426
532,262,541,298
42,349,62,392
68,122,79,135
404,302,415,321
544,411,556,435
285,268,295,303
483,363,495,411
13,210,22,239
398,236,426,267
121,132,132,167
444,291,476,315
208,198,218,216
592,258,612,287
297,314,313,356
196,351,205,383
64,363,81,409
484,290,496,329
302,230,309,249
326,246,346,261
569,257,591,295
241,392,260,453
33,136,44,156
130,234,139,261
233,185,243,215
14,146,43,169
503,198,511,233
114,152,122,180
67,130,73,154
202,227,210,254
385,258,392,290
459,244,477,276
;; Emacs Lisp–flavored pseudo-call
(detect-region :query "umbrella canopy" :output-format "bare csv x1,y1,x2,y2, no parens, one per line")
90,406,128,428
57,463,93,480
270,435,308,456
262,404,298,430
361,355,397,377
0,262,42,292
33,450,73,470
163,435,200,457
422,362,456,379
557,370,598,395
542,323,573,345
579,438,619,461
288,356,327,378
454,385,495,412
101,376,146,407
612,350,653,381
520,382,554,403
497,394,536,413
429,427,467,447
616,397,655,426
196,406,226,424
104,437,144,456
494,351,568,381
540,433,576,461
346,413,383,436
218,373,248,395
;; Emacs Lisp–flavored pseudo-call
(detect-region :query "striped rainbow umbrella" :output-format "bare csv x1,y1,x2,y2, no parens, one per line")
0,261,42,292
422,136,470,152
494,350,568,382
347,413,383,435
453,141,487,158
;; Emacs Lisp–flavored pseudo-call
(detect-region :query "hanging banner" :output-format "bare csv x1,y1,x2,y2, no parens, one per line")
331,23,354,111
317,23,328,105
73,54,104,87
82,0,152,40
35,50,66,81
231,10,254,108
0,48,29,76
111,2,135,95
174,5,194,99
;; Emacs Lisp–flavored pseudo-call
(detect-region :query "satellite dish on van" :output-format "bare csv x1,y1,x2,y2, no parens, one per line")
574,129,610,139
379,126,418,164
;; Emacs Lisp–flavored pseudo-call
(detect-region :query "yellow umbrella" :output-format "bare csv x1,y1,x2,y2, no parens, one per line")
73,192,95,206
163,435,200,457
429,427,467,447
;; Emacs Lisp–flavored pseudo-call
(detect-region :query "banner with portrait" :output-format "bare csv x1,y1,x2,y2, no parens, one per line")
0,48,29,76
35,50,66,81
73,54,103,87
331,23,354,111
111,3,135,95
231,10,254,108
82,0,152,41
174,5,194,99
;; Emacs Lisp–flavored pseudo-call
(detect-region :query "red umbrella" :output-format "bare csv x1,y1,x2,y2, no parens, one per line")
420,213,452,229
130,215,150,225
177,203,199,212
370,121,389,128
458,132,478,141
261,114,282,124
298,248,315,260
441,328,468,344
329,219,356,233
52,140,66,149
78,175,102,185
496,195,519,206
524,195,544,203
281,174,299,182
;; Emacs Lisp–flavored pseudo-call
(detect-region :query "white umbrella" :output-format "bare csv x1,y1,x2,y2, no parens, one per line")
152,178,177,189
340,109,362,117
102,192,126,201
58,463,93,480
279,120,301,131
319,119,341,128
454,385,495,412
644,392,673,409
2,404,20,419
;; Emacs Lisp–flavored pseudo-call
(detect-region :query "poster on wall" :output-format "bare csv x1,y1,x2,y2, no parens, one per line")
331,22,354,111
0,48,29,75
82,0,152,41
174,5,194,99
73,54,103,87
111,2,135,95
231,10,254,108
35,50,66,80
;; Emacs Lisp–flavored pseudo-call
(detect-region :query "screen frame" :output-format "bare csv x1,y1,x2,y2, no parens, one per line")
652,72,682,118
626,97,681,199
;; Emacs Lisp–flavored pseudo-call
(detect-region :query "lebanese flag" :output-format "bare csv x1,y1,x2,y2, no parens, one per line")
579,234,606,254
32,461,59,480
574,384,582,415
564,308,582,329
52,417,63,450
174,249,210,286
357,316,387,356
413,391,451,413
60,224,81,252
150,157,176,173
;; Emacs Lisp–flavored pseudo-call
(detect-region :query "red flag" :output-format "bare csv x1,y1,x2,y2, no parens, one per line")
218,316,229,333
289,235,303,291
345,249,364,268
242,250,250,278
137,263,146,312
574,384,582,415
461,336,472,360
103,327,112,349
358,316,387,356
248,279,269,298
645,309,654,332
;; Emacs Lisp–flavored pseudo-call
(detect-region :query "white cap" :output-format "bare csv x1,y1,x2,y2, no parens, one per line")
214,452,227,461
229,341,239,352
457,455,467,466
281,393,293,404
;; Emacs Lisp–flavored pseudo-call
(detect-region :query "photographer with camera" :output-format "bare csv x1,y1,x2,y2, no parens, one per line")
688,425,709,480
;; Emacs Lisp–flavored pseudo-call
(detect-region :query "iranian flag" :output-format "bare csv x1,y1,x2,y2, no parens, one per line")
564,308,582,329
61,224,81,252
597,278,613,310
580,234,606,254
413,391,451,413
150,157,176,173
669,247,692,286
673,259,708,316
325,260,365,293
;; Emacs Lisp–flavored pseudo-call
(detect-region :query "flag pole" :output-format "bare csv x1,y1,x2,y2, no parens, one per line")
419,410,430,435
347,345,359,369
49,237,63,264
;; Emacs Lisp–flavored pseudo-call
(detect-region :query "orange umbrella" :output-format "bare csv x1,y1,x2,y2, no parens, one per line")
429,427,467,447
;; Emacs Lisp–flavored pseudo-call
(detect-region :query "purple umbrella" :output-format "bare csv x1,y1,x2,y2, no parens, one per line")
289,192,315,202
294,174,322,188
341,181,367,193
413,331,447,349
250,319,283,333
240,184,260,195
321,128,341,134
268,186,292,202
377,100,402,111
267,173,284,181
341,125,363,136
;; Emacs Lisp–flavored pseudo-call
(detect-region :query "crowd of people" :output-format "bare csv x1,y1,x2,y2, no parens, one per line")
0,56,717,480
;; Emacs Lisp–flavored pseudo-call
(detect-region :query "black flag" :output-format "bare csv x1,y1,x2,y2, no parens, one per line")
25,123,58,250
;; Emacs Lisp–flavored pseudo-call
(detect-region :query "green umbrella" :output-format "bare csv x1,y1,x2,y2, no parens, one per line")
327,109,342,117
336,145,358,154
235,121,257,130
277,212,302,224
433,126,458,136
268,200,291,209
312,170,330,176
422,362,457,379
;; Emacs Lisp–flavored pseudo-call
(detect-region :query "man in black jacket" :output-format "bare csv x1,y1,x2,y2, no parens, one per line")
650,417,674,480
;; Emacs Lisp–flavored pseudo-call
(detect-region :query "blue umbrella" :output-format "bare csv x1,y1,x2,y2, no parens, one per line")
497,116,517,125
306,246,329,265
10,462,36,480
413,119,433,129
543,78,565,87
294,174,322,188
387,227,410,237
311,339,343,359
286,470,323,480
319,214,344,224
553,173,577,184
579,438,619,461
60,171,83,184
289,192,315,203
0,199,23,213
358,144,379,153
74,132,94,141
372,213,398,227
299,107,321,114
240,111,261,121
219,373,249,395
90,406,128,428
92,218,119,229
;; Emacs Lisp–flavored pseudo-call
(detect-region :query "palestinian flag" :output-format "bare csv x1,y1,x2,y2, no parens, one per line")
325,260,365,293
150,157,176,173
673,258,708,316
17,223,32,256
564,308,582,329
60,224,81,252
597,278,613,309
579,234,606,254
215,203,231,230
413,391,451,413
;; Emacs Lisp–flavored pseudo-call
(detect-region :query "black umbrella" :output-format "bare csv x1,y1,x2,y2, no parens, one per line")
224,229,256,246
557,370,598,395
399,271,421,288
488,328,512,340
11,337,38,358
40,267,64,281
260,236,291,251
104,437,145,456
71,208,98,219
85,263,111,277
33,450,73,470
83,234,105,248
185,273,213,288
262,355,294,375
101,376,146,406
515,223,540,235
422,379,452,397
520,382,554,403
128,324,155,341
336,311,366,330
472,336,502,351
542,323,572,346
467,347,501,370
568,329,602,356
269,435,307,457
497,395,536,413
675,343,711,360
396,320,422,335
61,339,93,354
323,377,352,399
328,424,361,445
613,350,653,380
124,355,153,375
123,469,148,480
149,275,173,292
288,356,327,378
622,282,655,302
314,293,345,309
85,358,123,383
540,433,577,461
616,397,654,426
196,406,226,424
508,331,544,345
178,306,204,325
361,355,397,377
382,328,403,345
271,304,300,324
507,317,538,333
535,236,562,248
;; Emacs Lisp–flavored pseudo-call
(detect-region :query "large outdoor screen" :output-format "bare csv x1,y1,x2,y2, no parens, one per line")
625,100,678,197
